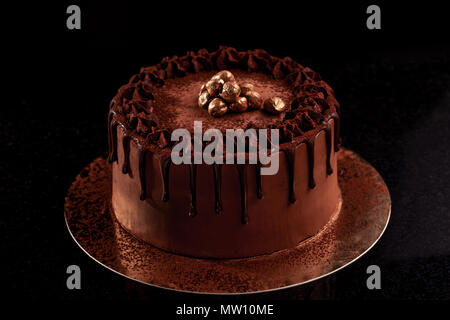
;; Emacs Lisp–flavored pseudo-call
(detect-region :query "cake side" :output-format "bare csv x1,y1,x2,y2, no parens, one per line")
111,119,341,258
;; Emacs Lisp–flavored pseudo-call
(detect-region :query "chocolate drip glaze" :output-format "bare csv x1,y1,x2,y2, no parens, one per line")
138,147,148,201
189,164,198,217
279,116,339,203
159,156,171,202
107,111,113,161
283,146,297,203
279,114,339,202
324,123,333,175
108,116,339,215
236,165,248,224
255,163,263,199
122,135,131,174
212,164,223,214
327,112,341,152
108,121,118,163
306,138,316,189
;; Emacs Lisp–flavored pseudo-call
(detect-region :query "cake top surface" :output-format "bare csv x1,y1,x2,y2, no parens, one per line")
109,46,340,151
152,70,289,132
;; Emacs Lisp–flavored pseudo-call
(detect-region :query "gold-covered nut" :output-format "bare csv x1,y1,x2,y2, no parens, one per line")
212,70,235,83
229,96,248,113
244,91,263,110
198,90,211,109
206,79,224,96
240,83,255,95
199,84,206,94
263,97,286,114
220,81,241,102
208,98,228,117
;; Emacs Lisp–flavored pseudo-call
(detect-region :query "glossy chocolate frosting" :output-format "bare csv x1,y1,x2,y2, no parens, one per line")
108,47,342,258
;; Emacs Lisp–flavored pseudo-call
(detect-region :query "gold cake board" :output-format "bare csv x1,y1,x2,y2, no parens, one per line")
64,148,391,294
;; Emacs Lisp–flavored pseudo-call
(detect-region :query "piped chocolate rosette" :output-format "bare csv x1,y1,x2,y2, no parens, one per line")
198,70,287,117
109,46,341,151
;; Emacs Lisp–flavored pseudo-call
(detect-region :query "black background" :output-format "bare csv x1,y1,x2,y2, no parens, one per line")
3,0,449,304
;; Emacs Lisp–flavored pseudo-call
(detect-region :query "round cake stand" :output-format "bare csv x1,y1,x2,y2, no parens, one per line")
64,148,390,294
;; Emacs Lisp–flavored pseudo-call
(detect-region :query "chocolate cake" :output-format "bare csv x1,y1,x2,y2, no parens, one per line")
108,47,342,258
